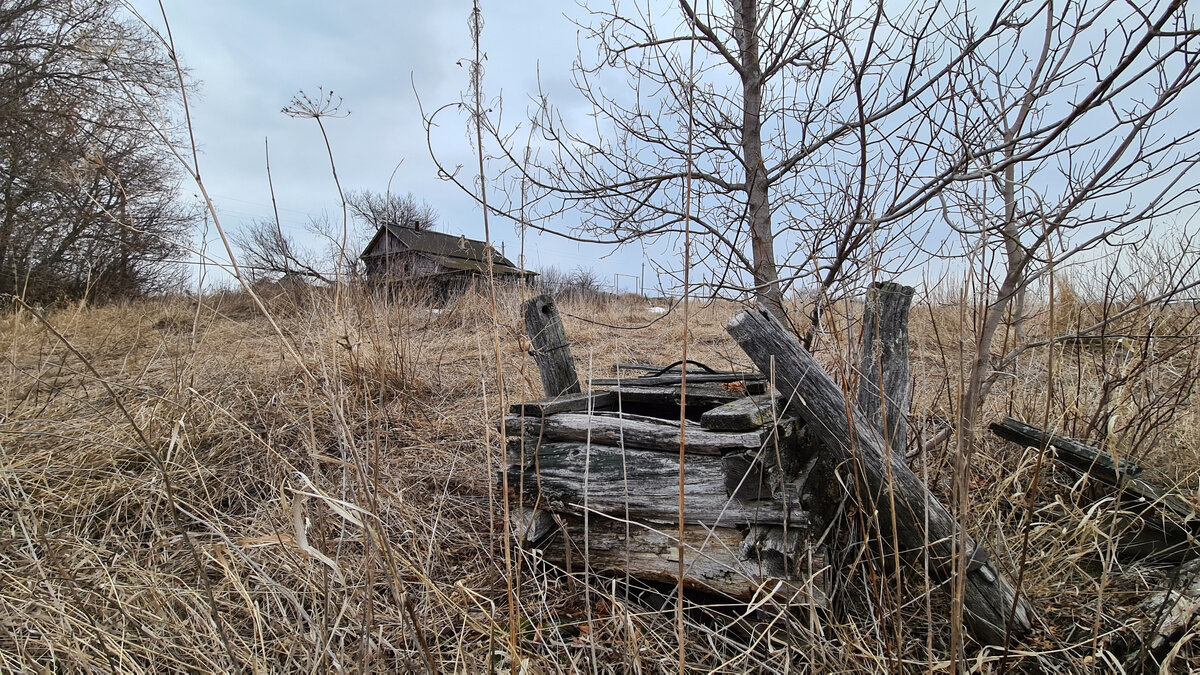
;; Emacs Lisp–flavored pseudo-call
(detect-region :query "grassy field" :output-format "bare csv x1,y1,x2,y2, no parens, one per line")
1,283,1197,672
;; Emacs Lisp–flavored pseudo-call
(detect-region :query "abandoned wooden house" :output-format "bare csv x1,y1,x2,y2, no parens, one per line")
360,220,535,290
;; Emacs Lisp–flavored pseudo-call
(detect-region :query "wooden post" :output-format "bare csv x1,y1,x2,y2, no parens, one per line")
857,281,915,457
727,307,1032,646
523,294,581,397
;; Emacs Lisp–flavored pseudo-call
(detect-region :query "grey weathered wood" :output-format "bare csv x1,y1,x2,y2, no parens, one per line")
989,417,1142,481
589,373,765,387
607,385,676,404
524,294,581,397
701,393,782,431
990,418,1196,529
727,307,1032,646
505,413,765,455
857,281,915,457
674,381,766,407
509,391,615,417
740,525,825,592
723,452,771,500
511,506,556,545
549,517,827,603
606,382,765,408
508,440,809,527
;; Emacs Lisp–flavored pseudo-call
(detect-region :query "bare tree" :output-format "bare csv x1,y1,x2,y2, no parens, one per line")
0,0,195,302
231,219,334,285
429,0,1199,343
347,190,439,233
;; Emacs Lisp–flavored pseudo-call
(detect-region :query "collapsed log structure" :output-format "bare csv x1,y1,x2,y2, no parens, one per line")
728,306,1033,645
507,295,826,603
504,291,1035,646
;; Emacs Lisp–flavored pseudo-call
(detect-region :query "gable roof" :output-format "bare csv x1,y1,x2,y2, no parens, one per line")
361,224,534,277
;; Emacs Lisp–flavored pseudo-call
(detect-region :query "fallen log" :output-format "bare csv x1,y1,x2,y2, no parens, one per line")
989,417,1142,483
727,307,1033,646
548,517,828,603
507,440,809,527
505,412,766,455
990,417,1198,561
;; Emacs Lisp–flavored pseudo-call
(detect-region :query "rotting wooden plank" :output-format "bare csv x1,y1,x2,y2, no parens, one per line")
544,516,827,604
989,418,1197,532
505,413,766,455
605,383,766,408
674,381,766,407
589,372,766,387
727,306,1032,646
524,294,581,397
508,391,616,417
607,385,680,404
857,281,914,457
701,393,781,431
508,440,808,527
989,417,1143,481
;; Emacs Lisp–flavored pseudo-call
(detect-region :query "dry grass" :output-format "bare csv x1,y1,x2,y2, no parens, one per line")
0,283,1197,672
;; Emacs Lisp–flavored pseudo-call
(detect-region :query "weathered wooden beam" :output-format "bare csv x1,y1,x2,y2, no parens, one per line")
589,373,765,387
508,440,809,527
605,382,766,408
990,418,1196,526
857,281,914,457
727,307,1032,646
701,393,782,431
509,391,616,417
524,294,580,397
988,417,1142,481
547,517,827,603
674,381,766,407
505,413,766,455
606,385,676,404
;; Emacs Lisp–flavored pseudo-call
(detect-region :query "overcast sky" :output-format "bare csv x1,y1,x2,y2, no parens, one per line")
127,1,655,293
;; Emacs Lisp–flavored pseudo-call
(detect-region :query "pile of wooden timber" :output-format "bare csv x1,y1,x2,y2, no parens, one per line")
507,290,1035,647
504,371,828,603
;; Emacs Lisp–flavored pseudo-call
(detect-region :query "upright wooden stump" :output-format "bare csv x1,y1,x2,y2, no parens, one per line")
523,294,580,398
727,307,1032,646
857,282,915,457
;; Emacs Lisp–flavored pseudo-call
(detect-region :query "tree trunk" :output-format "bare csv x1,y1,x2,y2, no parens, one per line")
734,0,785,323
727,307,1033,646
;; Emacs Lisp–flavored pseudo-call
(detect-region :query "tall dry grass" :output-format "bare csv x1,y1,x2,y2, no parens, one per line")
0,282,1197,671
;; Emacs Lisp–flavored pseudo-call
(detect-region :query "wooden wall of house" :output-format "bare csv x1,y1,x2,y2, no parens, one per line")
365,250,443,280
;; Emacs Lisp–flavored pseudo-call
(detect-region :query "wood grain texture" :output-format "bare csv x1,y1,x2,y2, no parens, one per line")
857,281,914,457
545,517,827,604
508,440,809,527
505,413,766,455
509,391,615,416
523,294,581,397
727,307,1032,645
701,393,781,431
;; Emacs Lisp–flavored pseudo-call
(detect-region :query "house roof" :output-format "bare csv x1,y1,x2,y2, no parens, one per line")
361,224,535,277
